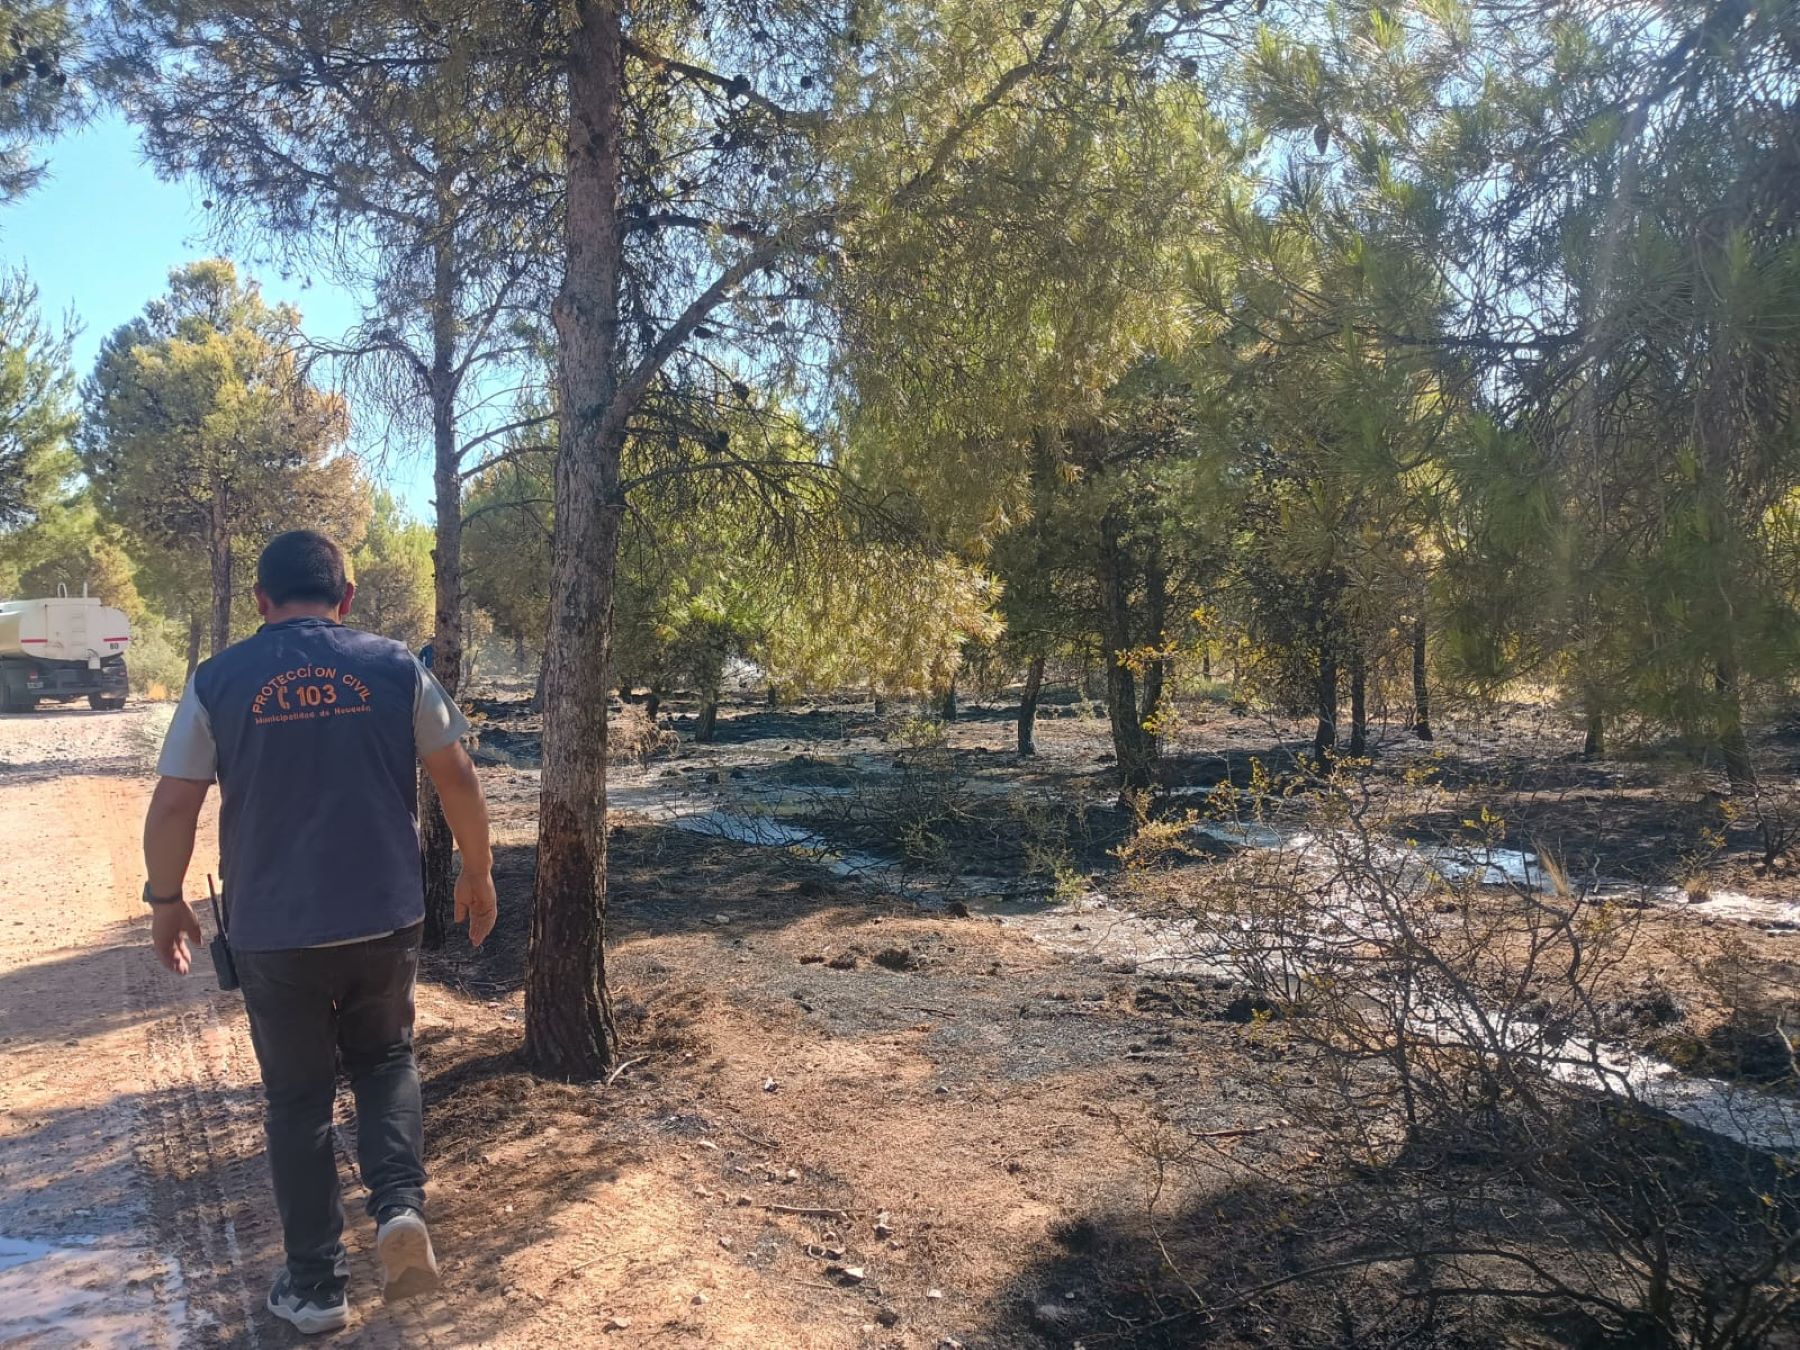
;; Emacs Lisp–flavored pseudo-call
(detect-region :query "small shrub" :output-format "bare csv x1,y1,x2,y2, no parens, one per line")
609,703,677,765
1136,769,1800,1348
125,617,189,697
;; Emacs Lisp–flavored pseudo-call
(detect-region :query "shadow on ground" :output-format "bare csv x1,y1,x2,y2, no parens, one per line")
973,1104,1800,1350
0,917,194,1049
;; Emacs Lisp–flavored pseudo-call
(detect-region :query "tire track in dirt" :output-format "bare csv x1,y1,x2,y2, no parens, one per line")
133,999,264,1348
97,775,442,1348
79,768,264,1348
9,718,524,1347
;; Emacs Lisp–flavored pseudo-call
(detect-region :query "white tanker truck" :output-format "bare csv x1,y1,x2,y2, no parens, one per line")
0,592,131,713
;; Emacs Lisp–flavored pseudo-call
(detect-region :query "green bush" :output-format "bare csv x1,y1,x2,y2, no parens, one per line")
126,617,188,699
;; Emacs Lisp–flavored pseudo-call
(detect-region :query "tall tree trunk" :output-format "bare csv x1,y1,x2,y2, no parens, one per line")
207,492,232,655
694,645,724,743
1140,547,1168,744
939,680,957,722
1312,572,1342,769
1583,693,1606,759
1348,635,1368,758
526,0,623,1079
420,213,463,952
514,633,527,671
1017,653,1045,756
1716,659,1755,793
1313,643,1339,769
1098,513,1153,794
184,612,203,683
1411,614,1433,741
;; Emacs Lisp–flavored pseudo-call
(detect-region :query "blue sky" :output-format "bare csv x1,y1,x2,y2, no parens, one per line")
1,110,437,517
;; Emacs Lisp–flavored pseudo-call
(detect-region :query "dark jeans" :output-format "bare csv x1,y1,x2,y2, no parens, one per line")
236,924,426,1295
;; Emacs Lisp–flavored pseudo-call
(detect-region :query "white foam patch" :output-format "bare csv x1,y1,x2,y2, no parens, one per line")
605,761,1798,1151
0,1234,188,1348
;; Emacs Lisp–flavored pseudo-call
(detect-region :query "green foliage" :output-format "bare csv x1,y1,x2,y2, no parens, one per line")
351,490,434,648
463,451,552,657
757,545,1002,698
80,260,368,649
0,269,74,527
0,1,78,204
836,21,1241,546
123,615,192,696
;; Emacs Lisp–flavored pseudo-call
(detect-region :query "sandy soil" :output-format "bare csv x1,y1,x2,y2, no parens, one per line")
0,707,505,1348
2,698,1793,1350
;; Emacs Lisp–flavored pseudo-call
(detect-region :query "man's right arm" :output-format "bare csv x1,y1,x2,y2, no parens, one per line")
421,740,496,946
144,682,216,974
413,657,495,946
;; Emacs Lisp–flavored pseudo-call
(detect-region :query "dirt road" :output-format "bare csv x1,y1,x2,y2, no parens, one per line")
0,709,455,1348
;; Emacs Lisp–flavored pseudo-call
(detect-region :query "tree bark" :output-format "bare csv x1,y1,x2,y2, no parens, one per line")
526,0,624,1079
1311,570,1342,770
939,680,958,722
1017,653,1045,756
1313,643,1339,769
1583,705,1605,758
1141,546,1168,737
1348,634,1367,758
1717,659,1755,793
1411,614,1433,741
1098,513,1154,794
695,643,725,742
420,207,463,952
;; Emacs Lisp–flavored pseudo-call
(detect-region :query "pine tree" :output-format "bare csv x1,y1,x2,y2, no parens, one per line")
81,261,365,654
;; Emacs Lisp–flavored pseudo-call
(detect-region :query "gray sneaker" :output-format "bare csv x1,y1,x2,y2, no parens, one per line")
267,1272,350,1334
375,1206,440,1301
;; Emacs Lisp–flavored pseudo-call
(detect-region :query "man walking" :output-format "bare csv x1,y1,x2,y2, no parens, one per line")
142,530,496,1334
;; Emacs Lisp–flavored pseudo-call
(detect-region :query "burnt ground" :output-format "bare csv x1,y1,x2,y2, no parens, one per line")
392,690,1800,1347
415,825,1313,1348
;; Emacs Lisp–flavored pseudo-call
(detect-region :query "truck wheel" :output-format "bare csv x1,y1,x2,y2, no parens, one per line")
89,694,126,712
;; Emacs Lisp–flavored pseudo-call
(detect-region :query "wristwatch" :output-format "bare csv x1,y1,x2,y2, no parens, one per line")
143,882,184,907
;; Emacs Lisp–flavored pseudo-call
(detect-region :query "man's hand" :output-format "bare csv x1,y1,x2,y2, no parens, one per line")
152,900,204,975
144,776,208,974
454,866,498,948
423,740,496,948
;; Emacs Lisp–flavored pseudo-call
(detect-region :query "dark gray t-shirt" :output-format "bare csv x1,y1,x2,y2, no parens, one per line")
156,618,469,951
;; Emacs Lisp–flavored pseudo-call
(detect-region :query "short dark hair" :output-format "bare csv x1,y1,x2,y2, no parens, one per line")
257,530,348,607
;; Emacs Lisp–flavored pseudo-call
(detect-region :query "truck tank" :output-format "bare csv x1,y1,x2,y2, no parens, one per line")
0,597,132,711
0,597,132,662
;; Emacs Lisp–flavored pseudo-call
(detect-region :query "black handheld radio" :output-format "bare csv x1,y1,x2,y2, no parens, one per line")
207,874,239,992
